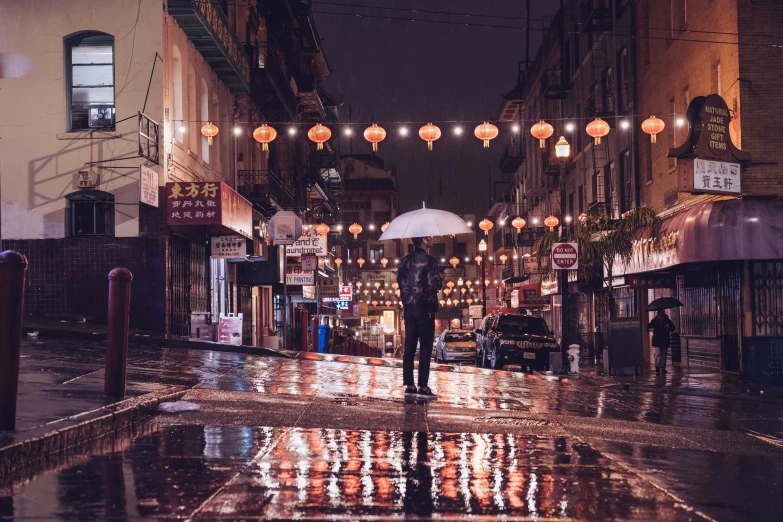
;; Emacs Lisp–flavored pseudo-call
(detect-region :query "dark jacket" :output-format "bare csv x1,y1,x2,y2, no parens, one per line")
648,315,675,348
397,247,442,310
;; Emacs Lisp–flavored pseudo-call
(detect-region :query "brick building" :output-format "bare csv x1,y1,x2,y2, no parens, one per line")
0,0,342,347
496,0,783,381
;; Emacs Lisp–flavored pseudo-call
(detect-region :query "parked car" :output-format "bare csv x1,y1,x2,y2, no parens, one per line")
475,314,559,371
434,330,477,363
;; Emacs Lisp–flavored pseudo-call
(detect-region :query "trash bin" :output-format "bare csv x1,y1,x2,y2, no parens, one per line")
318,326,328,353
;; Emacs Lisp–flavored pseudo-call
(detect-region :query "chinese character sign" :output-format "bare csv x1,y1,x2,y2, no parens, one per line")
139,165,159,207
285,264,315,285
166,182,221,226
694,159,740,194
210,235,246,258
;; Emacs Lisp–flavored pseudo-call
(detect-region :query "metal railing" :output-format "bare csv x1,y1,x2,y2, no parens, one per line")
237,169,294,209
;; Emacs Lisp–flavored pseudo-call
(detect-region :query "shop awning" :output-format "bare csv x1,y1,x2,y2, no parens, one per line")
618,199,783,274
166,182,253,239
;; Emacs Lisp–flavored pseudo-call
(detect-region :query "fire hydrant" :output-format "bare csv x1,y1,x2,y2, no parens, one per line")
567,344,580,374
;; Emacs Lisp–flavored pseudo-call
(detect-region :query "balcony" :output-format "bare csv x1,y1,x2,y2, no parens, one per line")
245,41,298,121
540,68,571,100
168,0,250,93
499,143,525,174
237,169,295,218
580,0,613,32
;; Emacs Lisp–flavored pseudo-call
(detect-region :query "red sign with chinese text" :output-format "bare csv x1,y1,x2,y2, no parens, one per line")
166,182,252,238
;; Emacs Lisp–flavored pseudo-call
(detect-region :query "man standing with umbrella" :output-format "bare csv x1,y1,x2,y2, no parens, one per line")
648,309,676,375
398,236,443,399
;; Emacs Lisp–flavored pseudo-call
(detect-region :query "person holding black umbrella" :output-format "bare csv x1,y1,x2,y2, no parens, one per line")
648,309,676,374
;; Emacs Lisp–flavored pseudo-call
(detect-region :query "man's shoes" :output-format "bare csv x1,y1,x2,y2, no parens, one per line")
404,385,418,397
416,386,437,400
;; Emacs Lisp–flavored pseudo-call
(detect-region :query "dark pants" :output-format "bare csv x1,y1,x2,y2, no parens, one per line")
403,301,435,387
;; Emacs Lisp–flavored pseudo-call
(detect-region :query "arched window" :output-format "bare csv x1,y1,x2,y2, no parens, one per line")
200,78,209,164
172,45,183,138
65,190,115,236
65,32,115,132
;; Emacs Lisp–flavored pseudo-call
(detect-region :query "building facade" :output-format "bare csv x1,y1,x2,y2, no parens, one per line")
0,0,342,348
494,0,783,381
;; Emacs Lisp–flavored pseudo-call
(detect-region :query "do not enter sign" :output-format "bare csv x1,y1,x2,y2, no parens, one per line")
552,243,578,270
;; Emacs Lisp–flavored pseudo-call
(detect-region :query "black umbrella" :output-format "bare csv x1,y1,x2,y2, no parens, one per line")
648,297,684,311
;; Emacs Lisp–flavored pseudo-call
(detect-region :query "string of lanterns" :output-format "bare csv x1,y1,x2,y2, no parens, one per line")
196,115,672,150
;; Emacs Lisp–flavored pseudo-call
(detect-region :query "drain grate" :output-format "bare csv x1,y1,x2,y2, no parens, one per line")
475,417,551,427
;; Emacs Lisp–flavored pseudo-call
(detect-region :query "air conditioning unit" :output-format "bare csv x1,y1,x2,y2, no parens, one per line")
89,106,115,128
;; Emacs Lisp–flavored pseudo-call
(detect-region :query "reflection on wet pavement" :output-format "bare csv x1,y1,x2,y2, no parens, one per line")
1,425,692,520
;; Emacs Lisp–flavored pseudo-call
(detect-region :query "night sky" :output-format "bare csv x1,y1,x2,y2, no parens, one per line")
316,0,559,218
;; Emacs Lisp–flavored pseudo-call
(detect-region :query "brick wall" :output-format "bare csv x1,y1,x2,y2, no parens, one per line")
637,0,744,212
1,202,168,331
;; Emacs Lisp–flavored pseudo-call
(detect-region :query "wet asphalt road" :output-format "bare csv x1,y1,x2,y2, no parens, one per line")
2,339,783,521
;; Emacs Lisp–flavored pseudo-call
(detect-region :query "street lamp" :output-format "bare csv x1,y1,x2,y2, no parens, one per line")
479,239,488,316
555,135,571,371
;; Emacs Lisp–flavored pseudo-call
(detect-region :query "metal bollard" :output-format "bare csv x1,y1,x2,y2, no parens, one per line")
0,251,28,431
105,268,132,398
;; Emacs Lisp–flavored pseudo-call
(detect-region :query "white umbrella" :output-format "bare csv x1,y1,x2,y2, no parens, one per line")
378,203,472,240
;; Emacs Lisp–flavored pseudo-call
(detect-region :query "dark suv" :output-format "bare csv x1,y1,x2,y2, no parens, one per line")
476,314,559,371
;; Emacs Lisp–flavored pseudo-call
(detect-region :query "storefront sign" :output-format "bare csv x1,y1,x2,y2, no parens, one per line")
517,227,546,247
285,264,314,285
301,255,317,271
210,235,245,258
359,302,369,318
522,289,549,305
317,276,340,299
523,255,548,275
340,285,352,301
166,182,252,238
338,304,359,319
302,286,316,300
551,243,579,270
628,273,675,289
269,212,300,245
217,316,242,345
287,227,328,256
672,94,750,196
139,165,159,207
469,305,483,319
541,276,558,296
510,289,519,308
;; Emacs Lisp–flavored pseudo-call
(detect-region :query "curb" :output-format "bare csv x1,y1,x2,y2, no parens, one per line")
595,381,783,404
0,387,186,483
22,326,289,359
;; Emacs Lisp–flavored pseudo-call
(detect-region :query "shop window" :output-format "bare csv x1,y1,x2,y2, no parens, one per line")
612,286,637,318
369,245,384,263
65,190,115,237
65,32,115,132
677,271,717,337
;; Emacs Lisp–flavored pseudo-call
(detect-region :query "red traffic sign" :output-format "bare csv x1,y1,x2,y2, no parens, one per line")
552,242,578,270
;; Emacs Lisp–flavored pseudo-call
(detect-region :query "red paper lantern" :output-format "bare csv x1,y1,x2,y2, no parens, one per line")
253,124,276,151
449,256,460,268
363,124,386,152
511,217,526,231
419,123,441,150
201,122,219,145
641,116,666,143
586,118,610,145
357,257,366,268
544,215,560,231
307,124,332,150
316,223,330,235
381,257,389,268
348,223,363,239
479,219,493,236
474,122,499,148
530,120,554,149
381,221,390,232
